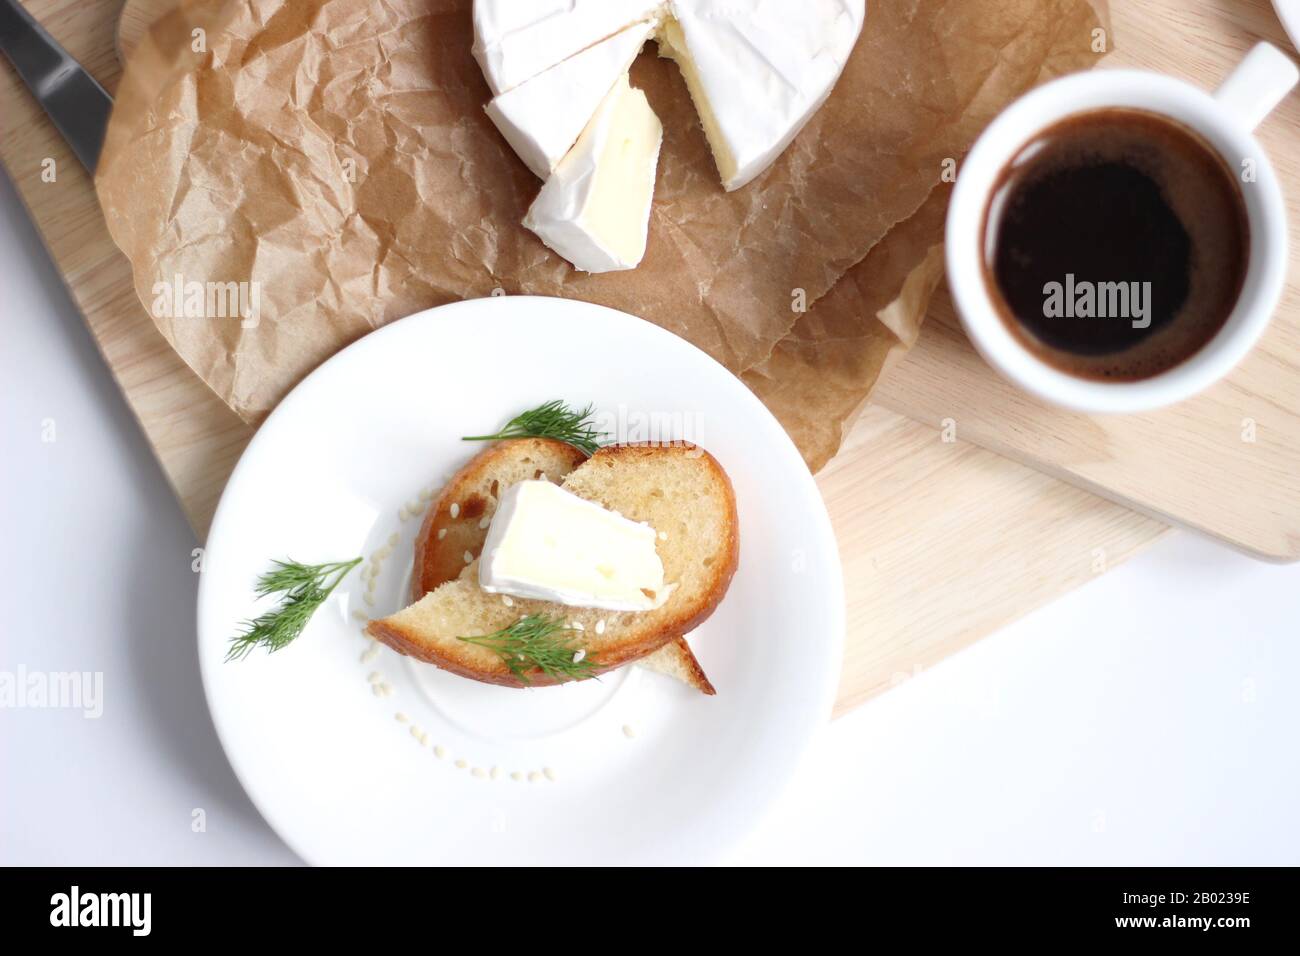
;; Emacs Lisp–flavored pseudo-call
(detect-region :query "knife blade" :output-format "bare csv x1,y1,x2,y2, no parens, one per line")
0,0,113,173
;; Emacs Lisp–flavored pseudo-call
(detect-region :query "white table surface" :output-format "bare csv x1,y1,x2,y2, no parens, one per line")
2,167,1297,866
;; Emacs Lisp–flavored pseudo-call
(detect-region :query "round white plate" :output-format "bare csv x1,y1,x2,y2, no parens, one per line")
198,296,843,865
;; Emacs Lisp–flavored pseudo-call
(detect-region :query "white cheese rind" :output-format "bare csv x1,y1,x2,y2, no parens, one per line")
523,74,663,273
479,480,666,612
663,0,865,191
473,0,663,96
485,20,657,179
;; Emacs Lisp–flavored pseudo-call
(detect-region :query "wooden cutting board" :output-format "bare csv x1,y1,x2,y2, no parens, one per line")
0,0,1166,717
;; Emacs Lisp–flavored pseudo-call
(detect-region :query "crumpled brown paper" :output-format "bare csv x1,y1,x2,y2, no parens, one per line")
97,0,1107,466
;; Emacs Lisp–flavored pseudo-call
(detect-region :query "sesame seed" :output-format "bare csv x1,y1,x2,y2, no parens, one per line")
398,506,409,522
502,595,514,607
478,516,491,529
408,499,423,514
371,684,385,697
622,724,636,739
595,619,606,635
437,528,447,540
510,771,523,782
455,758,468,769
571,621,584,631
528,771,541,783
450,502,460,519
395,712,409,724
360,644,380,663
368,672,382,684
363,592,375,607
471,767,487,779
351,610,369,623
418,488,432,502
658,530,668,541
490,766,501,780
409,725,423,741
463,550,473,564
572,649,586,663
543,767,557,782
434,745,447,759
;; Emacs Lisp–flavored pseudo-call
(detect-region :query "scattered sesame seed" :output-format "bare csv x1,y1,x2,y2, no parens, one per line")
571,621,584,631
409,725,423,741
455,758,468,769
418,488,433,502
366,578,377,596
351,610,369,623
398,506,409,522
490,766,501,780
595,619,606,635
463,550,474,564
572,649,586,663
434,745,447,759
658,530,668,541
435,528,447,542
371,684,386,697
408,499,423,514
502,595,514,607
395,712,410,724
622,724,637,739
478,515,491,529
543,767,557,782
368,671,382,684
510,771,524,782
363,593,375,608
528,771,541,784
449,502,460,519
360,644,380,664
471,767,487,779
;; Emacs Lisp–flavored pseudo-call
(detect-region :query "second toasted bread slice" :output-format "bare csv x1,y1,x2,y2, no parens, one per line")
368,442,737,688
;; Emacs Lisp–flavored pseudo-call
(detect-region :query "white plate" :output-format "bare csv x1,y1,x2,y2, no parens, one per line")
198,296,843,865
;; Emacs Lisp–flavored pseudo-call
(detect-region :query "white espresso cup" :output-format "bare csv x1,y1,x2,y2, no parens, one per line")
946,43,1299,413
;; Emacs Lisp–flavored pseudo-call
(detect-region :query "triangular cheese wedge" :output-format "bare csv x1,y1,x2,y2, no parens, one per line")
523,74,663,273
485,20,657,179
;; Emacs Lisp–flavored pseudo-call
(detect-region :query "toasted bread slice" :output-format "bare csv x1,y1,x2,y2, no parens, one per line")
369,442,738,688
410,438,716,694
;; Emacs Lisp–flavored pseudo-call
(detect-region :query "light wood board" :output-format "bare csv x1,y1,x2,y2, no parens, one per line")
0,0,1167,717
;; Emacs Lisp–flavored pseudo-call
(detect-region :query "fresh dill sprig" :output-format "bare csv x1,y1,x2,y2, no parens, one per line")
462,400,606,456
226,557,362,662
458,613,598,685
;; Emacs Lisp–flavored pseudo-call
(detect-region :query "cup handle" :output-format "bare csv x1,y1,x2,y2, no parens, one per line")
1213,42,1299,132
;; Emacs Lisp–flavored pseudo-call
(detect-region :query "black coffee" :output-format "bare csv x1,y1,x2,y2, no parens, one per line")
982,109,1249,380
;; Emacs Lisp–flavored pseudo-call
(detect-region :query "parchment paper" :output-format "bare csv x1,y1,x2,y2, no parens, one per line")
97,0,1108,464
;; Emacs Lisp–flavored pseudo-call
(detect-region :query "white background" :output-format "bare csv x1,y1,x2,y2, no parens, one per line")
2,168,1297,866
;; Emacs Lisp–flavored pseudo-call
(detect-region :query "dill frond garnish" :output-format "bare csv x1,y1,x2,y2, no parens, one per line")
458,613,598,684
462,400,606,456
226,557,362,661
